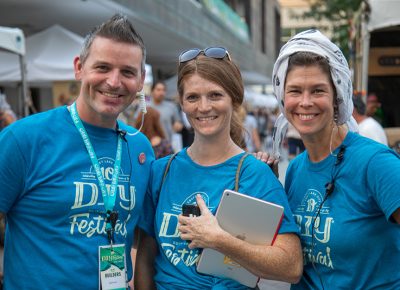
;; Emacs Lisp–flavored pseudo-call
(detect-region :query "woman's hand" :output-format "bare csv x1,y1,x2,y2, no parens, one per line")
178,194,226,249
150,136,161,146
253,151,279,177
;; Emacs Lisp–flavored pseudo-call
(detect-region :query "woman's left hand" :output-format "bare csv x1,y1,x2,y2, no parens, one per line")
178,194,225,249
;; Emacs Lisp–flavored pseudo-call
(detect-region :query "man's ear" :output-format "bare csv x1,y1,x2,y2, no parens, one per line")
73,56,82,81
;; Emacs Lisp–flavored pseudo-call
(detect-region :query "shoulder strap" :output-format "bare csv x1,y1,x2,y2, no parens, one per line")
235,152,250,191
162,151,248,193
161,152,179,187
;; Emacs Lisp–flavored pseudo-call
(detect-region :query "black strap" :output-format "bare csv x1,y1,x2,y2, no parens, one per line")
161,152,179,186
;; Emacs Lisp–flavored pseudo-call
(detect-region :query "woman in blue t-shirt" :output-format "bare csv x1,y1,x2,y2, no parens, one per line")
272,29,400,289
135,47,303,289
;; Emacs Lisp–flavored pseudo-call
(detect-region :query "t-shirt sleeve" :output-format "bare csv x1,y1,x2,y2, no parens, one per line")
0,128,26,213
238,156,299,236
138,158,168,237
367,149,400,221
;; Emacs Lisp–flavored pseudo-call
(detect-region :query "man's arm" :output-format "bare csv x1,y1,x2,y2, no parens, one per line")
128,227,139,289
392,208,400,224
0,213,5,286
0,213,5,247
134,229,157,290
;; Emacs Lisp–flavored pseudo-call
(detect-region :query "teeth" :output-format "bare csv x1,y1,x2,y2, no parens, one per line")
198,116,216,121
298,114,315,120
102,92,120,98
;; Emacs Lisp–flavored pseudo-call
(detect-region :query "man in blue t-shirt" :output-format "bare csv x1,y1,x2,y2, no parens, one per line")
0,14,154,289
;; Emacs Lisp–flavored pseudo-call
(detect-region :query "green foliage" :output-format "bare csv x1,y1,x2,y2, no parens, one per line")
302,0,363,59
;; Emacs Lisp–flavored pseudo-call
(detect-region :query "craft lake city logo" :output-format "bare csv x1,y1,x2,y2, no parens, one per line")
294,188,334,269
159,192,214,267
69,157,136,238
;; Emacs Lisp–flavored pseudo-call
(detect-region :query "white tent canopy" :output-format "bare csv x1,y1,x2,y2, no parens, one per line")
367,0,400,31
0,24,82,85
0,26,25,55
0,24,153,86
0,26,29,115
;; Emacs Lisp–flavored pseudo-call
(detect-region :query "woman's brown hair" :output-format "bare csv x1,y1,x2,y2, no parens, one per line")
177,54,245,147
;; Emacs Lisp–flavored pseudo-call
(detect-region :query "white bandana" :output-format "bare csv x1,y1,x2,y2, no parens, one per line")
271,29,358,158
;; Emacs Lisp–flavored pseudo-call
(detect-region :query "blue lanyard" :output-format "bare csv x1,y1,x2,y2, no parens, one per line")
69,102,122,231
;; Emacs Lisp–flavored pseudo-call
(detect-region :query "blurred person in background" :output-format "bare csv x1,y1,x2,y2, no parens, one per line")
365,92,385,125
352,95,388,145
134,104,173,159
286,123,305,160
149,81,183,143
0,91,16,131
239,104,261,153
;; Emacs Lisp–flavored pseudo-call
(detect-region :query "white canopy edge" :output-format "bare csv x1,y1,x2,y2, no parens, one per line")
0,26,25,55
367,0,400,31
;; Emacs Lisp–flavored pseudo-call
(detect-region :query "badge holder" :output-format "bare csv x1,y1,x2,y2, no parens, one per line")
98,211,127,290
98,244,127,290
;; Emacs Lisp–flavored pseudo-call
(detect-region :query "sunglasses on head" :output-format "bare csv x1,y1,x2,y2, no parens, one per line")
179,47,231,64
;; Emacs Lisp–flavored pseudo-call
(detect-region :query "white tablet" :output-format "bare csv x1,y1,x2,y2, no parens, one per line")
196,189,284,287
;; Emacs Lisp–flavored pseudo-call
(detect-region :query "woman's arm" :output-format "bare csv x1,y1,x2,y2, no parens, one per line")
178,195,303,283
134,228,158,290
392,208,400,224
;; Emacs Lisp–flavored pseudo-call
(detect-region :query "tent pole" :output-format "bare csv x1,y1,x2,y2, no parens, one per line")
19,54,29,117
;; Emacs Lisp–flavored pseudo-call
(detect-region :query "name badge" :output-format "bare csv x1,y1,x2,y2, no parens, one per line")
99,244,127,290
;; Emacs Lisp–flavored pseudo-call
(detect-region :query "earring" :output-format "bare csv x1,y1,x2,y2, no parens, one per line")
333,107,339,124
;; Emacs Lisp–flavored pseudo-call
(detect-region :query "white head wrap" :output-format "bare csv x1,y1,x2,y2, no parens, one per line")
271,29,358,158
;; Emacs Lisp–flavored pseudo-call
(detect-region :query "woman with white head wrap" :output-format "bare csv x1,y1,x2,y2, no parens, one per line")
272,30,400,289
272,29,358,159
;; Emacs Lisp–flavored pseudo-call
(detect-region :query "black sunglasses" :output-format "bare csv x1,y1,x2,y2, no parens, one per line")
179,47,231,64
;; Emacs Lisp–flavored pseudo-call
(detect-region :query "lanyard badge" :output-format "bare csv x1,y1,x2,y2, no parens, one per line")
69,102,123,245
99,244,127,290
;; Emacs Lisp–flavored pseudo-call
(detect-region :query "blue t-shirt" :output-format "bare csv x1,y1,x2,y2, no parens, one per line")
140,149,299,290
286,132,400,290
0,106,154,289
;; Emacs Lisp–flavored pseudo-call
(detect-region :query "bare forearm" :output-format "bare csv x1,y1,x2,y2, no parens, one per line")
0,213,4,247
393,208,400,224
211,232,302,283
134,229,157,290
179,196,302,283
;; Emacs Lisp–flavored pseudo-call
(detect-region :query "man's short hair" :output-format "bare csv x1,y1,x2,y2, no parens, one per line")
80,14,146,71
151,80,166,91
352,96,366,115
